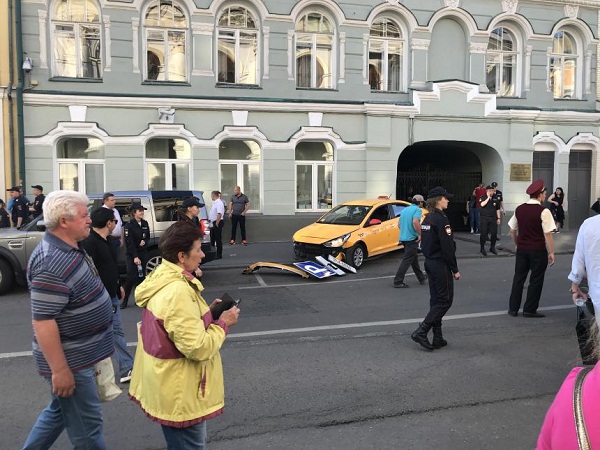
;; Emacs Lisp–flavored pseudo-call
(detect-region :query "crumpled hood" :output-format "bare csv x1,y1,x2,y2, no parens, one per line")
135,259,204,308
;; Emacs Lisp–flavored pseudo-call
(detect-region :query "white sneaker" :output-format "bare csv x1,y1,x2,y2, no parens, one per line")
120,369,132,383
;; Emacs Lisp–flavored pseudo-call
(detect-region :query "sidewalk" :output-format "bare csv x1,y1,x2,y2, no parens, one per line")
207,230,577,270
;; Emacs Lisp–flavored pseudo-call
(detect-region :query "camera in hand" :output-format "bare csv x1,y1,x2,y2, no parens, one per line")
211,293,240,320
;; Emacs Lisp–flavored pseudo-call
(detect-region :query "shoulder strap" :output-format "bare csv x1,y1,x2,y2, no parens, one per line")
573,367,593,450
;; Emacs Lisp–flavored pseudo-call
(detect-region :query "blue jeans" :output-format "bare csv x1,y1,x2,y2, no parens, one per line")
22,366,106,450
111,296,134,377
161,421,207,450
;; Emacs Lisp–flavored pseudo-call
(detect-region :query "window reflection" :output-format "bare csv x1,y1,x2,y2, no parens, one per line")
550,30,577,99
486,27,516,96
296,13,333,89
219,140,261,211
144,0,187,82
369,18,402,92
52,0,101,78
217,7,258,84
295,142,334,210
57,137,105,193
145,138,191,190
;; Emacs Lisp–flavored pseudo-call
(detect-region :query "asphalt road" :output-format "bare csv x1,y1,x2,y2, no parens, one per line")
0,247,582,450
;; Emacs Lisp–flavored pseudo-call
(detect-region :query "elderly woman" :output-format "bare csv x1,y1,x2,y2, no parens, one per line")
129,221,239,449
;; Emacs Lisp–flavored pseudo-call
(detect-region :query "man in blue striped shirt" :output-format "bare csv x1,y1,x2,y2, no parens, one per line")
22,190,114,450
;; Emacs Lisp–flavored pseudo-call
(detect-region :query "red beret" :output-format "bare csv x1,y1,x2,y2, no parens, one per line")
526,179,545,196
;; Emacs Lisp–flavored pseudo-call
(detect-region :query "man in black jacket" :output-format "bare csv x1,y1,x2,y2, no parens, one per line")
82,207,134,383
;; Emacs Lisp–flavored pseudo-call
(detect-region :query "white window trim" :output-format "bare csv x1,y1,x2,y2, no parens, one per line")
485,25,522,97
366,17,408,93
49,2,104,79
215,27,260,85
144,136,193,190
218,160,261,213
294,160,334,212
141,1,190,83
144,158,192,190
293,11,337,90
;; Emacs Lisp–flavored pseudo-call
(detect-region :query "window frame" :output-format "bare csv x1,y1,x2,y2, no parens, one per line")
295,11,336,90
55,136,106,193
50,0,103,79
368,17,405,93
144,137,192,190
216,6,260,85
486,26,519,97
142,0,189,83
549,29,581,100
294,141,335,212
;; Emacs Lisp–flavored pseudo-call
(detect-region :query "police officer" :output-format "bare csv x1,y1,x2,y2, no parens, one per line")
491,181,505,237
121,203,150,309
7,186,29,229
478,184,501,256
411,186,460,351
29,185,45,218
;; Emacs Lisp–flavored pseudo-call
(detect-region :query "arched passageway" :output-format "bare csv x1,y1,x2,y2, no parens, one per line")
396,141,502,231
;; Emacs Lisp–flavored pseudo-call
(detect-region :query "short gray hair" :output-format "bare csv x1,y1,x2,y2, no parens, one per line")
43,190,89,230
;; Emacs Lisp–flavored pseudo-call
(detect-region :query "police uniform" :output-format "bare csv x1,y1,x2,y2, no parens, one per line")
122,212,150,308
411,186,459,351
12,195,30,228
478,186,500,256
32,194,45,217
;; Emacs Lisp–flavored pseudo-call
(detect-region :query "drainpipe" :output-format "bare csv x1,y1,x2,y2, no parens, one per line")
408,114,415,145
15,0,26,188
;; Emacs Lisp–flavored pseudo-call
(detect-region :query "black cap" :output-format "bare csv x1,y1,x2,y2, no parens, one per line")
130,203,147,212
31,185,43,191
491,182,498,188
486,185,494,190
427,186,454,199
6,186,20,192
182,197,204,209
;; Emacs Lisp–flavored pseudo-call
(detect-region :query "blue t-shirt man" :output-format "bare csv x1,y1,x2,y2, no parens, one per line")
399,202,423,242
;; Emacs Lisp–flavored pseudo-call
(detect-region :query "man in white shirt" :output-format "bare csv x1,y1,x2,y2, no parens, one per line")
102,192,123,261
568,214,600,323
209,190,225,259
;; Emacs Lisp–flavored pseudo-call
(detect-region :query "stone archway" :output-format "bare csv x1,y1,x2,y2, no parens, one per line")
396,140,501,231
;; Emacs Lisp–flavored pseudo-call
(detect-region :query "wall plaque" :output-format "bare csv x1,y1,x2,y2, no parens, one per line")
510,163,532,181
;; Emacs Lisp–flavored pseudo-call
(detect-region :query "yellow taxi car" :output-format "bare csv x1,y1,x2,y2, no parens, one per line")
293,198,414,269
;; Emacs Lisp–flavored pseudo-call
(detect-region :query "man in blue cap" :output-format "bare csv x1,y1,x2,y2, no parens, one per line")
507,179,556,318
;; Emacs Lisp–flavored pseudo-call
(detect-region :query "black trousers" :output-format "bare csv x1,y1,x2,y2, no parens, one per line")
210,220,224,257
508,248,548,314
422,258,454,327
124,251,148,303
479,215,498,248
230,214,246,241
393,239,425,284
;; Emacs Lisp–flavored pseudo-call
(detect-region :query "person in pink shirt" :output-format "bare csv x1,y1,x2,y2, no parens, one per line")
537,344,600,448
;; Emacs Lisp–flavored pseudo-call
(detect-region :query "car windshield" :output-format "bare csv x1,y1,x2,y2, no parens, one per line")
317,205,372,225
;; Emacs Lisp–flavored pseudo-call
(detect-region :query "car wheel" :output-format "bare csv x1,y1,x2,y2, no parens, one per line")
0,259,15,295
346,243,366,269
146,250,162,274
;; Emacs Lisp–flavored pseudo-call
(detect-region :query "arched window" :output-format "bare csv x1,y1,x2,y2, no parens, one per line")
52,0,102,78
56,137,105,193
143,0,188,82
550,30,577,99
486,27,517,96
219,140,261,212
145,138,191,190
217,6,258,84
295,141,334,210
295,12,334,89
369,18,403,92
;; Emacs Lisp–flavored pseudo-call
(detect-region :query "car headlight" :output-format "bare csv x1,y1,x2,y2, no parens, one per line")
323,233,351,248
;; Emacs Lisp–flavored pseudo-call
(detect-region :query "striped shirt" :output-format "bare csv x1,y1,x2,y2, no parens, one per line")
27,231,114,375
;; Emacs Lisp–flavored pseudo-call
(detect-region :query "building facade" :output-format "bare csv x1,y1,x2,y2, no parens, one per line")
18,0,600,229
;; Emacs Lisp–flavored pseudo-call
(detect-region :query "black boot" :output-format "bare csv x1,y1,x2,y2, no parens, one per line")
432,325,448,349
411,322,434,351
120,299,128,309
489,246,498,255
480,246,487,257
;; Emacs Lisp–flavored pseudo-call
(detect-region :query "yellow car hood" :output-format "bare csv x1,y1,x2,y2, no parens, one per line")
293,223,358,244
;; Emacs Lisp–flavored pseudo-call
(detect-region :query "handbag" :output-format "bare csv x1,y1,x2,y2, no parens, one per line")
94,357,122,402
573,367,593,450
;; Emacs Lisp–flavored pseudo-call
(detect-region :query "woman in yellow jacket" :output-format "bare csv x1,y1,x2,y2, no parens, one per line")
129,221,240,449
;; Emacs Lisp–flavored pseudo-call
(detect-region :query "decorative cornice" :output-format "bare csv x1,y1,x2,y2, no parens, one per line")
470,42,488,54
192,23,214,34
